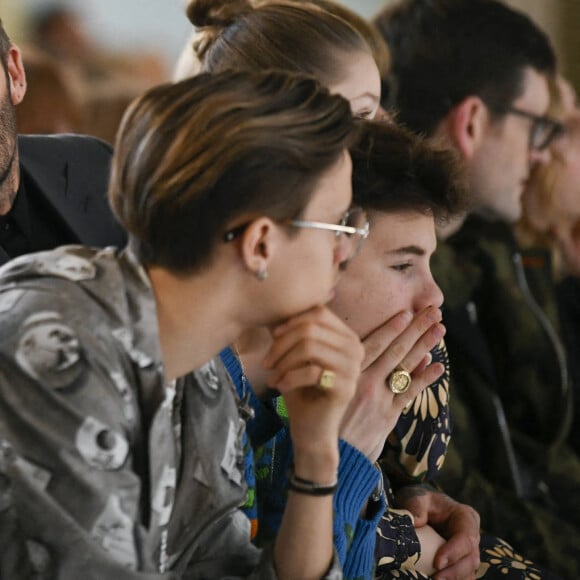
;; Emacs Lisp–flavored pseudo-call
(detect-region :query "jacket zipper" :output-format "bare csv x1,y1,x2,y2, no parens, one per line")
512,251,571,447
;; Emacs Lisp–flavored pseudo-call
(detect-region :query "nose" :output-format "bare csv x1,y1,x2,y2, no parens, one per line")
529,146,551,167
415,275,444,312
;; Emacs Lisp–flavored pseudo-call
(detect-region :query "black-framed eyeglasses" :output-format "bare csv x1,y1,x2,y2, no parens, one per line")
224,206,370,260
497,106,564,151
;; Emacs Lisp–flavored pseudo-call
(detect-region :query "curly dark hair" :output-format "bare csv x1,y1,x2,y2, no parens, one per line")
351,119,468,223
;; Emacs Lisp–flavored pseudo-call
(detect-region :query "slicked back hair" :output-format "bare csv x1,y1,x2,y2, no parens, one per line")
109,69,356,273
188,0,371,88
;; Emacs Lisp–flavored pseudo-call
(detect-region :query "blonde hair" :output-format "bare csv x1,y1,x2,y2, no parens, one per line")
519,78,565,240
518,76,575,277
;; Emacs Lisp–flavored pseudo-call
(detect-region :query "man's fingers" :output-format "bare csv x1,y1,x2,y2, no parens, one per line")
414,351,433,374
433,534,480,580
362,310,413,368
433,505,481,580
363,306,442,370
373,321,445,393
394,485,432,526
394,323,445,375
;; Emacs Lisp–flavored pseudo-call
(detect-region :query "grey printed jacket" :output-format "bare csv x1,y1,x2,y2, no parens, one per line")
0,245,341,580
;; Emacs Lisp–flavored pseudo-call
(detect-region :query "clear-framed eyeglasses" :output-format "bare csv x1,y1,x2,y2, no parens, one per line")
224,206,370,261
286,206,370,260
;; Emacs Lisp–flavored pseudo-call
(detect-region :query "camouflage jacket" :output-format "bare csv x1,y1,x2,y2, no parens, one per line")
557,275,580,454
0,245,342,580
432,216,580,577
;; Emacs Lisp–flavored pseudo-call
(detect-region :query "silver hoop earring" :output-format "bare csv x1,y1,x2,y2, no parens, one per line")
256,269,268,281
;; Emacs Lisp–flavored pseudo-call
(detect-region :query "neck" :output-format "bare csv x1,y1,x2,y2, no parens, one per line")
234,326,273,398
148,262,250,381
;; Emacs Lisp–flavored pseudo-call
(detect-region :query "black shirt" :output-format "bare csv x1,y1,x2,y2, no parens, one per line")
0,168,77,263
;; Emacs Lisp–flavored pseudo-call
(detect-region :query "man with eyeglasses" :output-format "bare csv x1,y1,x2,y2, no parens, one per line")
375,0,580,576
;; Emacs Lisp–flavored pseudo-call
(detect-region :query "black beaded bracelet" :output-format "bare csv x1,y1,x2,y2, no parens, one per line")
287,470,338,496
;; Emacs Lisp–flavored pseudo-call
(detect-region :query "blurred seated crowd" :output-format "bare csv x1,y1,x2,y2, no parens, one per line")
15,4,167,141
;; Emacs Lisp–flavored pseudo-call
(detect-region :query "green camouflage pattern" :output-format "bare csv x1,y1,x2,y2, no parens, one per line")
433,216,580,579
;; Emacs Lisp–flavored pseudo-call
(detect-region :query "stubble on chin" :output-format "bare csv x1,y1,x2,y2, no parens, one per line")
0,87,19,215
0,184,16,215
0,153,18,215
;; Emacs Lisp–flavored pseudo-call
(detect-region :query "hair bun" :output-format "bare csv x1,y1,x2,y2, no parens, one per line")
187,0,253,62
186,0,253,28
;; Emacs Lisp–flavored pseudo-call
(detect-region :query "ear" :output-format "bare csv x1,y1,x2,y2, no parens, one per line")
5,45,26,106
445,96,488,160
239,217,278,279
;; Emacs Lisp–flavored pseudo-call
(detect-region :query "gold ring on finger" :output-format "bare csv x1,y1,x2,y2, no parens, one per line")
318,369,336,390
387,368,412,395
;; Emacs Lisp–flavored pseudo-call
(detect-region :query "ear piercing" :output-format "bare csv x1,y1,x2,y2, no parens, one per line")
255,269,268,281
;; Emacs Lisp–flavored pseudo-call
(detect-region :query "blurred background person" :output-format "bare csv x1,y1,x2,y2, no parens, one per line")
31,4,94,65
374,0,580,577
81,78,149,144
30,4,166,87
519,76,580,278
28,4,167,144
16,45,84,134
518,76,580,456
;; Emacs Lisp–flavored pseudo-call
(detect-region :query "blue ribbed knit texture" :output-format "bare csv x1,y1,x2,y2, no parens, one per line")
336,440,385,578
221,346,384,578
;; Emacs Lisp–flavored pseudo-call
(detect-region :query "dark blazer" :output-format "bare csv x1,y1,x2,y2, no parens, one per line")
0,134,126,264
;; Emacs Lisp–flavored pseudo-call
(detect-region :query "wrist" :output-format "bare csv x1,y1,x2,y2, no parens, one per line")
287,468,338,496
292,443,339,483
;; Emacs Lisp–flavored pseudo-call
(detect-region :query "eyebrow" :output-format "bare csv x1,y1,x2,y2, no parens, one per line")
352,92,380,105
385,245,427,256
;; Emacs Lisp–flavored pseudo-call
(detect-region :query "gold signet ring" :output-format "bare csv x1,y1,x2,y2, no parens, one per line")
387,368,412,395
318,369,336,390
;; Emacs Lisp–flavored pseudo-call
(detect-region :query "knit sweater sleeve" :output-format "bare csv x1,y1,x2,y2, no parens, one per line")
220,346,385,579
335,439,386,579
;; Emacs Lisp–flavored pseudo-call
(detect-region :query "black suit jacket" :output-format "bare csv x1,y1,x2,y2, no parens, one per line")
0,134,126,264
